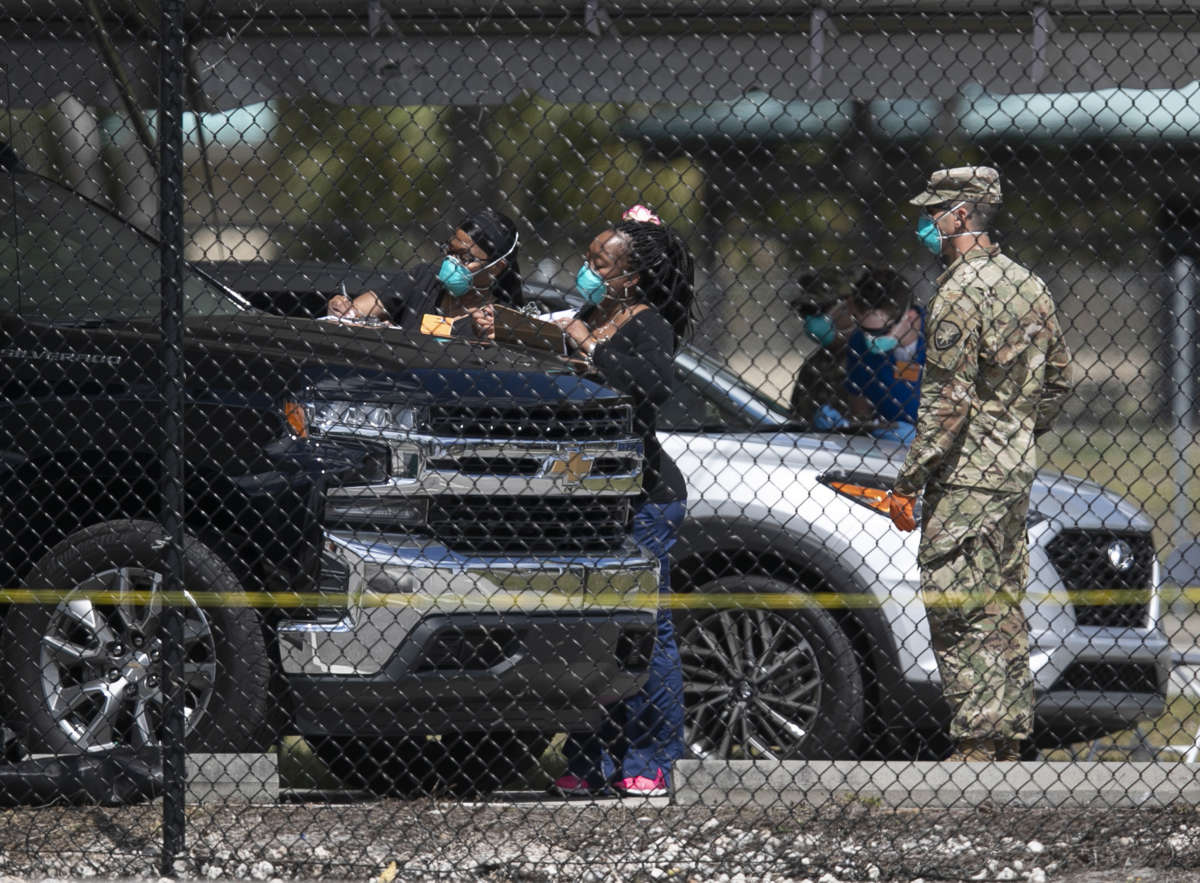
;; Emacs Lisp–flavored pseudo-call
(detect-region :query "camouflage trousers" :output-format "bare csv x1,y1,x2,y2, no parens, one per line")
919,484,1033,743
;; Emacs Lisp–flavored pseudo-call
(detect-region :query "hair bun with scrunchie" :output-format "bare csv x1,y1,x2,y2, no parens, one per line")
621,204,662,225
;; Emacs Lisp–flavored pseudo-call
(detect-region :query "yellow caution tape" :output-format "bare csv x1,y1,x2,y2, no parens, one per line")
0,586,1176,611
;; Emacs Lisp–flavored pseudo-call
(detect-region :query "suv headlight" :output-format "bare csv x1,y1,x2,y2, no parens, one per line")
819,471,1047,528
820,475,912,518
285,400,418,438
818,471,924,521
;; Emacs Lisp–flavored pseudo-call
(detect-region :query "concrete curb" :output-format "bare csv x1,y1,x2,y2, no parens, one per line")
674,760,1200,808
187,753,278,804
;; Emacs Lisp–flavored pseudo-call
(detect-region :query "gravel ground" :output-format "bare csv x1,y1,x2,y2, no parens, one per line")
3,800,1200,882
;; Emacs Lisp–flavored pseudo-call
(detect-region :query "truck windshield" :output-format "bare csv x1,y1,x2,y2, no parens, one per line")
0,172,246,323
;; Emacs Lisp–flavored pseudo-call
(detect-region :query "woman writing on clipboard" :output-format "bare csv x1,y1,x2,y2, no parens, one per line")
326,208,523,338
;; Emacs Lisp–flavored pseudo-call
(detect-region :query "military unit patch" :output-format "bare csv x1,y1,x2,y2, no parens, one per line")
933,320,963,351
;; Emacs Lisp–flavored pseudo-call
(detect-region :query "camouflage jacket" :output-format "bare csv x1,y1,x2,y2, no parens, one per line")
893,245,1071,497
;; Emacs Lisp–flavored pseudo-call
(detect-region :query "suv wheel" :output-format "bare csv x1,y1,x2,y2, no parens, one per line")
676,575,864,760
3,520,270,753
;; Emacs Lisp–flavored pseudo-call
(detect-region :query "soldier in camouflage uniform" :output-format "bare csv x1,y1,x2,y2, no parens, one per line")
888,167,1072,762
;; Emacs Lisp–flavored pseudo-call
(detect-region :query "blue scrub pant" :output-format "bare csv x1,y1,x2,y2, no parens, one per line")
563,499,687,784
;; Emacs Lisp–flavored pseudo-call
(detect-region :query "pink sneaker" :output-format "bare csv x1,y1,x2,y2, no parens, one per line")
550,774,598,796
616,770,669,798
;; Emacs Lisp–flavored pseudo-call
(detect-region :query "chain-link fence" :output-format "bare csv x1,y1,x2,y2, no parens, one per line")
2,2,1200,880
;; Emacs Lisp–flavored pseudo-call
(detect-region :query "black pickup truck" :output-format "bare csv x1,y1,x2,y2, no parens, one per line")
0,156,657,792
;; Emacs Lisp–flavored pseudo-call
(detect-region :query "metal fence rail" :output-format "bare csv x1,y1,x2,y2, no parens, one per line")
1,1,1199,880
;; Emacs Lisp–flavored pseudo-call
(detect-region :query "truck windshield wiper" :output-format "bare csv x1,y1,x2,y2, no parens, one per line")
42,317,121,328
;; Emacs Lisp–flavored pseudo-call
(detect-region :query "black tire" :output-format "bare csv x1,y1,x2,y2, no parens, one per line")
676,575,865,760
3,520,271,754
313,731,549,797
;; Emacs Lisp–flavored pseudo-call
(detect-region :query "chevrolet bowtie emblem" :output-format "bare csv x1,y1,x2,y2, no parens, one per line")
544,451,596,483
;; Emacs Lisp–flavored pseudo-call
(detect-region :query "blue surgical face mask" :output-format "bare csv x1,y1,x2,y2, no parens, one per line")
915,215,942,257
438,232,520,297
803,314,837,348
864,334,900,355
915,202,965,257
575,264,609,305
860,302,911,355
437,256,474,296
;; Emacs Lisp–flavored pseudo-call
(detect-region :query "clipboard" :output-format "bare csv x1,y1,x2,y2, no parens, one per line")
420,313,472,338
492,305,570,356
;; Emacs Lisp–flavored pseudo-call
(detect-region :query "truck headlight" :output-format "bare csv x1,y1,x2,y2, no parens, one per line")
285,400,418,438
326,497,429,526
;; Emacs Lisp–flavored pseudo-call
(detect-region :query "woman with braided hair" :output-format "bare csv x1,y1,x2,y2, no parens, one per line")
551,212,695,799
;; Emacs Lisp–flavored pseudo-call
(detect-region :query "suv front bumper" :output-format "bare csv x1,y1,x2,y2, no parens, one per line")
281,530,661,736
1032,626,1171,742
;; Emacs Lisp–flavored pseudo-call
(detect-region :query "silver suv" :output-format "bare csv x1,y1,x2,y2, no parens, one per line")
660,347,1170,760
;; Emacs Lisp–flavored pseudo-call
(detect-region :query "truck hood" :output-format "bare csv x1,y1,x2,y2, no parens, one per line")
173,312,617,405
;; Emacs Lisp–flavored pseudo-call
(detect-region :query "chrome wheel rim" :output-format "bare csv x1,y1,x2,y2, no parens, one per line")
38,567,216,752
679,607,822,760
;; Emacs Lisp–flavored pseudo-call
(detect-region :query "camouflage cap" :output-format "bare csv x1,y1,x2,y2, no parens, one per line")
909,166,1002,206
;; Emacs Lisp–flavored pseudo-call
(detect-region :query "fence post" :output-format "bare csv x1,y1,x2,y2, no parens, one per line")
158,0,187,873
1168,255,1197,554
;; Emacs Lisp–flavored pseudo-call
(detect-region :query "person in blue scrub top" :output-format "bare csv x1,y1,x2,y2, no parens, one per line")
844,268,925,444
